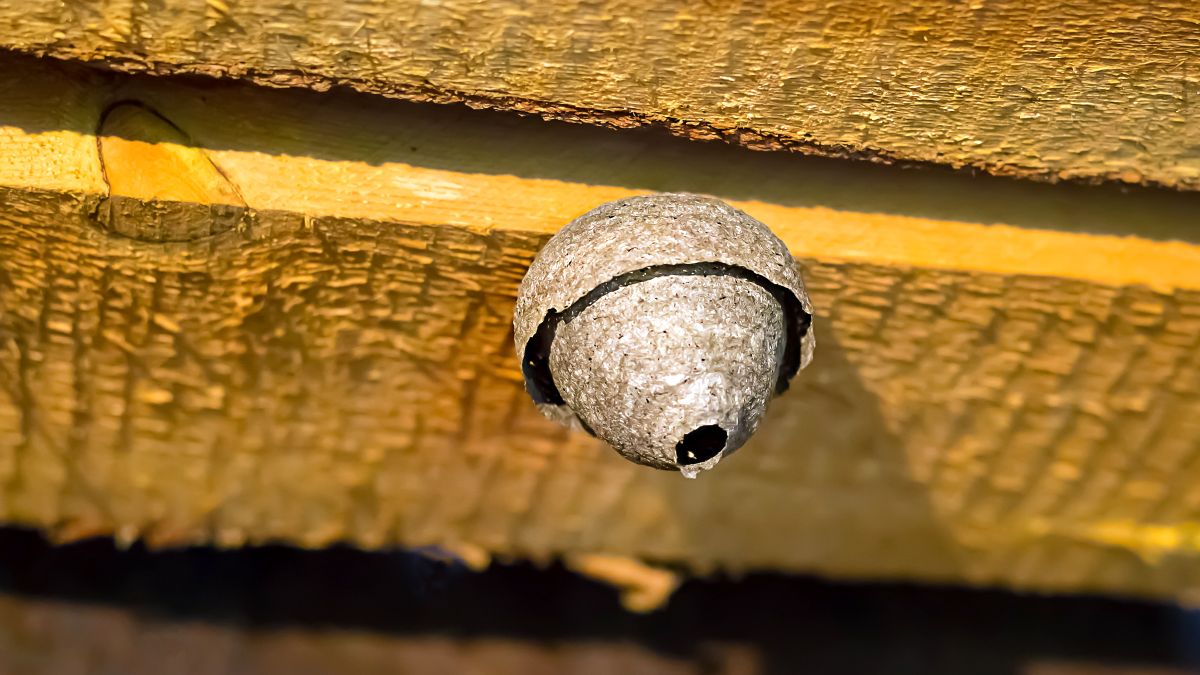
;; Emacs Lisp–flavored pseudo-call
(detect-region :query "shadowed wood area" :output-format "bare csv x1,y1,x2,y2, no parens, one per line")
0,528,1195,675
4,55,1200,600
1,1,1199,191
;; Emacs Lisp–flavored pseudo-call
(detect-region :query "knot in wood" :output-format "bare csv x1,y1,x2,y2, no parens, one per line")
514,193,814,477
96,101,247,242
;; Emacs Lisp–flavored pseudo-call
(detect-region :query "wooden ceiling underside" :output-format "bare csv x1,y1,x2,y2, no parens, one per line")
1,0,1200,605
2,54,1200,601
1,0,1198,190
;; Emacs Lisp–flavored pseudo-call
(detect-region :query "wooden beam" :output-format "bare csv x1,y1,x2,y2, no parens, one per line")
1,1,1199,192
4,55,1200,600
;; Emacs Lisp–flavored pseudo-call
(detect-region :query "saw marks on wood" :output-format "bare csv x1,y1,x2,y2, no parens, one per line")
1,0,1199,191
2,55,1200,598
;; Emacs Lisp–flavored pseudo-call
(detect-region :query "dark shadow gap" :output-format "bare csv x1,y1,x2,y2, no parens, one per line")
0,527,1194,675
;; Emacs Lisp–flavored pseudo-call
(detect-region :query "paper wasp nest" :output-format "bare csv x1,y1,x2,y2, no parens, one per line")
514,194,814,477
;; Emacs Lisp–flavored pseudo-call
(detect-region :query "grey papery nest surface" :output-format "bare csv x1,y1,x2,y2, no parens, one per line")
514,193,814,478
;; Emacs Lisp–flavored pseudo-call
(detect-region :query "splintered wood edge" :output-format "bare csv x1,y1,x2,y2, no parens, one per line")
1,54,1199,291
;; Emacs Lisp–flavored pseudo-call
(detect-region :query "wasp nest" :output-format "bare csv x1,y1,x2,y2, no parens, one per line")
514,193,814,477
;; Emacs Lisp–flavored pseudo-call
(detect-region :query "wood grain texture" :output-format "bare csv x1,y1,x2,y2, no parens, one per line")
4,56,1200,599
2,0,1199,192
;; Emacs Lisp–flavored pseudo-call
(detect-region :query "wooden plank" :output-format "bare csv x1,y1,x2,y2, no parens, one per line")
1,1,1198,192
4,55,1200,599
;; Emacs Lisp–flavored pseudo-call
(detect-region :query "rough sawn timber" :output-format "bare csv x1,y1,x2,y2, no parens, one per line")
1,0,1199,191
4,56,1200,600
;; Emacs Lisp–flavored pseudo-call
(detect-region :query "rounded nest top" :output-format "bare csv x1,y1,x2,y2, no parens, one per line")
513,193,815,471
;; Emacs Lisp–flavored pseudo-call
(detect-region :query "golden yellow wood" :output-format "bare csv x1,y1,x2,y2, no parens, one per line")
3,55,1200,600
1,0,1199,192
96,102,248,241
